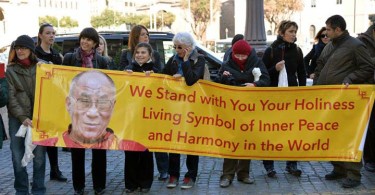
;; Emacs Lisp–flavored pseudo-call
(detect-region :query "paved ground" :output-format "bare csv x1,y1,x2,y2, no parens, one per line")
1,109,375,194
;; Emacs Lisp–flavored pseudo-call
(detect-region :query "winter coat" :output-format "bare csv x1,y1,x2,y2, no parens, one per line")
119,49,162,71
357,26,375,65
6,63,36,124
62,48,109,69
163,49,205,86
0,77,8,149
357,26,375,83
35,46,63,65
314,31,374,85
303,41,326,77
216,48,270,87
262,35,306,87
125,60,159,73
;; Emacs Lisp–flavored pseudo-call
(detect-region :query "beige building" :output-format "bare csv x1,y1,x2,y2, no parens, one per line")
1,0,374,52
0,0,138,47
234,0,375,53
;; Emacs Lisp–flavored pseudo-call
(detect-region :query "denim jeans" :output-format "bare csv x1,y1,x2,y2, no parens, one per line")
9,116,46,195
154,152,169,174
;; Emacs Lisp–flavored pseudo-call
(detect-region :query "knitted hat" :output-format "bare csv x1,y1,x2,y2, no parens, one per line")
14,35,35,52
232,40,252,56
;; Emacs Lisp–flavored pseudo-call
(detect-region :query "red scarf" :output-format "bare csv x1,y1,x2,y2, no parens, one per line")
18,58,32,67
80,48,94,68
232,52,246,71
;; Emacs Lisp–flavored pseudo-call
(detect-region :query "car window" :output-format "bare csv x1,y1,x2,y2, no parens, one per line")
163,41,174,64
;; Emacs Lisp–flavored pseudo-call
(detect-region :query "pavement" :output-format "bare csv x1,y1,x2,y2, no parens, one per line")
1,109,375,194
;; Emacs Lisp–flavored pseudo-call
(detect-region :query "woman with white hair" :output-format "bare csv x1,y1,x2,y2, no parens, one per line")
162,32,205,189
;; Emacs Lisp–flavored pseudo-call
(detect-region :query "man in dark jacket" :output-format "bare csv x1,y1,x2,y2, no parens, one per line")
357,23,375,173
314,15,374,188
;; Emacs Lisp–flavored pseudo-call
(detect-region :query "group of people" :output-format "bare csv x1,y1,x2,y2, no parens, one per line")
0,13,374,195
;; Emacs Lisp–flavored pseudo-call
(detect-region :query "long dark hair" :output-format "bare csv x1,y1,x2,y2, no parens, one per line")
133,42,153,59
79,27,100,49
37,23,54,46
314,27,327,42
128,25,149,54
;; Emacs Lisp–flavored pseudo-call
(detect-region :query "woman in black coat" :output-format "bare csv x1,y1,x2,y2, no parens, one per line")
35,23,68,182
216,40,270,188
162,32,205,189
261,20,306,178
123,42,156,193
303,27,330,79
62,27,109,195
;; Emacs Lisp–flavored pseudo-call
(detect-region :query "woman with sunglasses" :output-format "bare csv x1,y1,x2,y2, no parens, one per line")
261,20,306,178
35,23,67,182
303,27,330,79
162,32,205,189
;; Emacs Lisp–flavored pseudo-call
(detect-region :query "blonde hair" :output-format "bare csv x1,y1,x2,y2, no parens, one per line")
98,35,109,57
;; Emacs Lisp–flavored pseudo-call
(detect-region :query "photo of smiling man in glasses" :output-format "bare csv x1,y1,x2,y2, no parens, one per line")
63,70,117,149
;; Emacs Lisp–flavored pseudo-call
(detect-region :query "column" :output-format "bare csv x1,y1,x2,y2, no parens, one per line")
244,0,267,57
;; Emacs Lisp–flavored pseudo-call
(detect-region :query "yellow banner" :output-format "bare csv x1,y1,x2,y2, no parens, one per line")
33,64,375,162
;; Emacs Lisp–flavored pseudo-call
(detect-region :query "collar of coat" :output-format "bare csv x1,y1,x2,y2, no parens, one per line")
357,28,375,50
331,30,350,46
11,62,36,75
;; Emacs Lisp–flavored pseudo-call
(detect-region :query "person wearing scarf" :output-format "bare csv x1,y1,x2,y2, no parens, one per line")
303,27,330,79
216,40,270,188
6,35,47,195
62,27,109,195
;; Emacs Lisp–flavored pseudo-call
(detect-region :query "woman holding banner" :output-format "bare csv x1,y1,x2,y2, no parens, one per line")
261,20,306,177
120,25,169,182
216,40,270,188
62,27,109,195
162,32,205,189
123,42,157,193
35,23,68,182
6,35,47,195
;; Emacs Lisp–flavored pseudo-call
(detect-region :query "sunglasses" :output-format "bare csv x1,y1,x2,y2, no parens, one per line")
320,34,328,38
14,46,28,51
173,45,183,50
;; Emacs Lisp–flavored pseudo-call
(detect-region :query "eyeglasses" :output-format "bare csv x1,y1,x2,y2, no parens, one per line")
14,46,29,51
173,45,183,50
70,97,114,112
320,34,328,38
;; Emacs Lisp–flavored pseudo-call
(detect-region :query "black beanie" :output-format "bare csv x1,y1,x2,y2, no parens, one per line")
14,35,35,52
